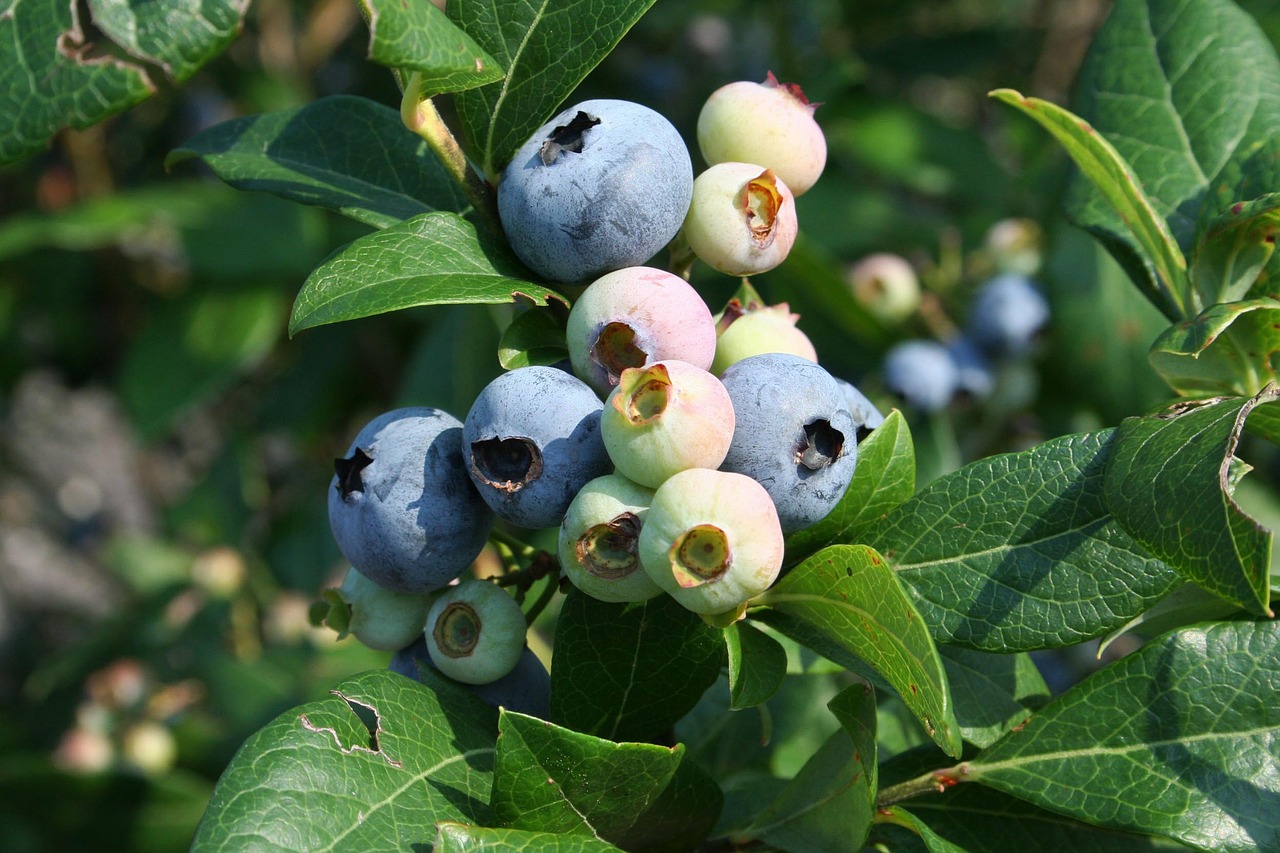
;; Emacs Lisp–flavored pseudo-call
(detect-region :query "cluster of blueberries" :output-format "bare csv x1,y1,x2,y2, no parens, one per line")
319,77,886,713
880,267,1050,413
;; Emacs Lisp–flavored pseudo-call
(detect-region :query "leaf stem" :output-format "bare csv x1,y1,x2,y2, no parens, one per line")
401,71,503,234
874,763,973,808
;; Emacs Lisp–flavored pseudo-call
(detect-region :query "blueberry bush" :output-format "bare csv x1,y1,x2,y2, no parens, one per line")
3,0,1279,851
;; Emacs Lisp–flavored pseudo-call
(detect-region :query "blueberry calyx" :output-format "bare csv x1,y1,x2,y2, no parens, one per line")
620,364,672,425
471,437,544,491
798,419,844,472
539,111,602,165
741,169,783,248
671,524,732,588
432,601,481,658
334,448,374,498
576,512,642,580
591,321,649,386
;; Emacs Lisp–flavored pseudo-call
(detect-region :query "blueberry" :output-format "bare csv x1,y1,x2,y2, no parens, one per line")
638,468,784,616
601,360,736,488
834,378,885,442
681,163,798,277
392,636,551,719
882,339,958,413
323,566,433,652
328,408,494,594
557,473,662,604
567,266,717,396
984,218,1044,276
424,580,527,685
464,366,612,529
498,100,694,284
846,253,920,324
718,353,857,533
946,335,995,400
697,73,826,196
965,273,1050,358
711,302,817,376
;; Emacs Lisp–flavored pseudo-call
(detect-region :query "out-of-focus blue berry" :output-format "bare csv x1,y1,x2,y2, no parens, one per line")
883,340,959,413
966,273,1050,358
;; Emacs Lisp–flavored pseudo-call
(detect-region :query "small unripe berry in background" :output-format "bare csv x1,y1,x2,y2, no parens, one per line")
846,253,921,324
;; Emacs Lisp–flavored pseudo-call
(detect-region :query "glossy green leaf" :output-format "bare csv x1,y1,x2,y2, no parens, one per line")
498,306,570,370
1,0,248,165
760,544,962,758
1148,298,1280,397
435,823,623,852
490,711,722,853
725,621,788,710
550,589,724,743
747,728,874,853
89,0,248,83
785,409,915,567
863,430,1180,651
168,96,469,229
1192,194,1280,304
362,0,502,96
191,669,496,850
828,681,878,813
1065,0,1280,312
989,88,1189,320
969,619,1280,853
290,211,564,335
1104,393,1275,616
1097,582,1242,658
873,807,967,853
940,647,1049,749
450,0,658,177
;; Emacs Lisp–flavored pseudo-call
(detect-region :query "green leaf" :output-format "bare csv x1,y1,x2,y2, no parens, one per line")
490,711,722,853
746,727,875,852
191,669,496,850
969,618,1280,853
168,96,469,229
864,430,1180,651
1148,297,1280,397
760,544,962,759
450,0,658,177
785,409,915,567
1104,392,1276,616
725,621,788,710
989,88,1189,320
873,807,967,853
435,823,623,852
550,589,724,743
361,0,503,97
941,647,1049,750
290,211,565,335
88,0,249,83
1192,195,1280,304
828,682,879,813
1097,582,1243,658
0,0,248,165
498,306,570,370
1065,0,1280,306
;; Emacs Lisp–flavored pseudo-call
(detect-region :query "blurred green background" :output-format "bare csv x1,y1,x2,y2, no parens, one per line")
4,1,1280,849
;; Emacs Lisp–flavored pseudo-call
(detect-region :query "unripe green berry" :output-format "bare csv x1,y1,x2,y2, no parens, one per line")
558,474,663,603
711,302,817,375
324,566,434,652
425,580,526,685
846,253,920,324
682,163,798,277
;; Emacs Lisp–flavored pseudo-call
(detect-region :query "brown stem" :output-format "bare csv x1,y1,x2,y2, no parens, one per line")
874,763,973,808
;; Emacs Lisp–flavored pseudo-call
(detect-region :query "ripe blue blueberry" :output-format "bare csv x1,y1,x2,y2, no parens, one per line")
329,408,494,594
834,378,885,442
965,273,1050,358
464,366,612,529
882,339,958,413
498,100,694,284
392,637,551,719
718,353,857,533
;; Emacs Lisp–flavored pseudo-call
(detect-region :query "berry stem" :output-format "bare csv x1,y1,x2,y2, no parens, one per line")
400,72,503,235
489,528,538,561
523,569,561,627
